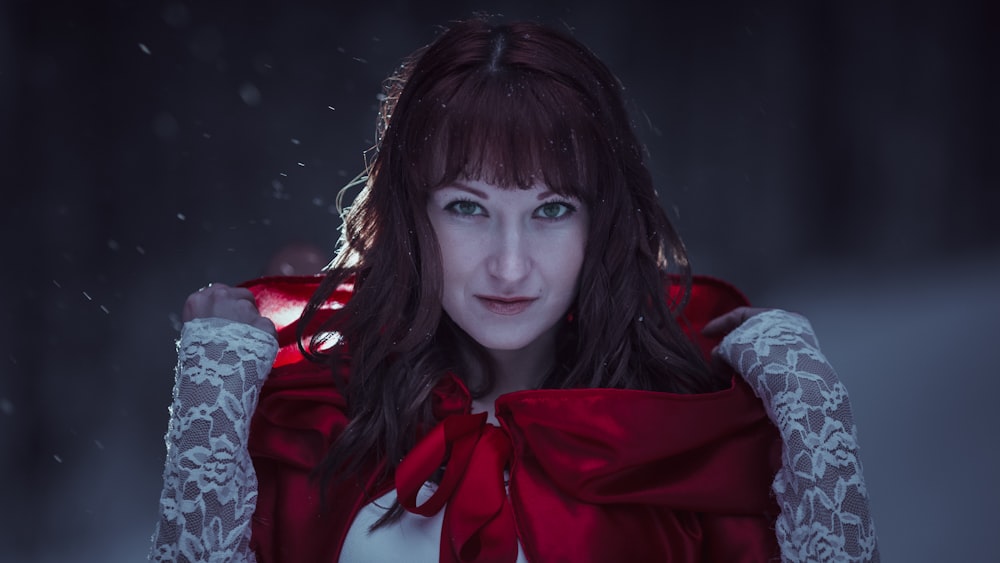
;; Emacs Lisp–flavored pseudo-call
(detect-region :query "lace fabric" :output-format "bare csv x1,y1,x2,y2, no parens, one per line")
150,318,278,563
718,310,880,562
151,311,879,562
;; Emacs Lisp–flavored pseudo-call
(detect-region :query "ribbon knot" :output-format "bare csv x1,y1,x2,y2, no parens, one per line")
396,413,518,563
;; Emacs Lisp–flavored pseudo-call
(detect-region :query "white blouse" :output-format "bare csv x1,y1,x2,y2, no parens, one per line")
340,481,529,563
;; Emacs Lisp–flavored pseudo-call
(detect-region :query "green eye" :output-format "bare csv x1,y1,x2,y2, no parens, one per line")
447,200,484,216
535,202,573,219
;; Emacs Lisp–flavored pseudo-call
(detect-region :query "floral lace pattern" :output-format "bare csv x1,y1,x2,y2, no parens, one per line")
149,318,277,563
151,312,879,562
718,310,880,562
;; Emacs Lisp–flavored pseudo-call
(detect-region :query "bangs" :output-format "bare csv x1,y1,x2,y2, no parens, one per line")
402,70,607,201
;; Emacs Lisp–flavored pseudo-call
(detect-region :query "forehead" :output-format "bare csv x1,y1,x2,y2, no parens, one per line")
401,72,602,204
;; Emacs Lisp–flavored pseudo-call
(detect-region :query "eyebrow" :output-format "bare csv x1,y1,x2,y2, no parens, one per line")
447,181,558,201
446,181,488,199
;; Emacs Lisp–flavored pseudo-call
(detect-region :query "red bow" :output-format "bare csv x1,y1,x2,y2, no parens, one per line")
396,413,518,563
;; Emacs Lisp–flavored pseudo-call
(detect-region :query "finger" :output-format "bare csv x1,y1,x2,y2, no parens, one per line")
701,308,747,336
225,287,257,302
233,298,262,317
200,282,228,292
252,316,277,339
702,306,776,336
181,289,212,322
183,283,236,321
181,297,197,322
202,285,255,307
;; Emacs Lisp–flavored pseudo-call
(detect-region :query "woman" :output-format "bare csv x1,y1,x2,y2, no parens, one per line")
151,18,878,562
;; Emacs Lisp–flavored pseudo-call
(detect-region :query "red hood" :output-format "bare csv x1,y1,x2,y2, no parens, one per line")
242,274,780,562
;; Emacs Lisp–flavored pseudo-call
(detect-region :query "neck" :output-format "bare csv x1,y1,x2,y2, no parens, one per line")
466,327,559,423
486,341,556,396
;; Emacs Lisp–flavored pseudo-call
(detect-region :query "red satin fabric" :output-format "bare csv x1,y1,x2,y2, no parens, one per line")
242,275,781,562
397,412,518,562
497,383,780,561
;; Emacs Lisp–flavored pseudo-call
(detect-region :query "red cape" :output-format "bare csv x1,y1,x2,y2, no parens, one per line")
244,275,781,562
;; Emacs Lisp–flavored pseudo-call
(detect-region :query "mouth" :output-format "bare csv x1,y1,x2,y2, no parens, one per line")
475,295,537,316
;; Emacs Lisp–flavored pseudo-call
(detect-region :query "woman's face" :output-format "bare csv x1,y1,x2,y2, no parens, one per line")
427,178,588,353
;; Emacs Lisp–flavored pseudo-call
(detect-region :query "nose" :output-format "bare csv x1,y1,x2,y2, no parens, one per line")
486,223,531,283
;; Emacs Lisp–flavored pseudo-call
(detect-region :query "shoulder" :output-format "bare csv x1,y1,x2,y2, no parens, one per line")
241,274,352,364
241,275,353,468
249,358,349,468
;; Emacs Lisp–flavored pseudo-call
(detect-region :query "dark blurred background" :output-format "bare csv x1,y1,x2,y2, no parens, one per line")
1,0,998,560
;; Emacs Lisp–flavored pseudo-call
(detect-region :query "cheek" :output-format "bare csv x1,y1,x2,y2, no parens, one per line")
436,230,475,286
542,232,587,290
434,232,464,320
564,248,586,288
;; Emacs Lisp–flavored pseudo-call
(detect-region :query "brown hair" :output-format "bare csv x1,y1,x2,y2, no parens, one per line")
298,18,723,523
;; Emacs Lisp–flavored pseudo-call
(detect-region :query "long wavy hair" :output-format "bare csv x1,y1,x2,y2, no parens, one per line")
299,18,724,521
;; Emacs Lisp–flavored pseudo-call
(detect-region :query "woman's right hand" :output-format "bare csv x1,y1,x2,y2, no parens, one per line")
182,283,277,339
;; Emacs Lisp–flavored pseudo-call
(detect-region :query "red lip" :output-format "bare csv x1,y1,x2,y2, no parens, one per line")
476,296,537,316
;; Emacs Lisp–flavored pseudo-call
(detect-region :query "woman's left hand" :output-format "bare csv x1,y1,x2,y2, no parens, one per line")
701,306,777,338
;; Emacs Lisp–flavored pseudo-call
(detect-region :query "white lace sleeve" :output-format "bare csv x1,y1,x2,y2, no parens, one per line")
718,310,879,562
150,318,279,563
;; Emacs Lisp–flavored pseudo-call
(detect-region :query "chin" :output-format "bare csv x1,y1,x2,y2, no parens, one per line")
468,333,540,352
